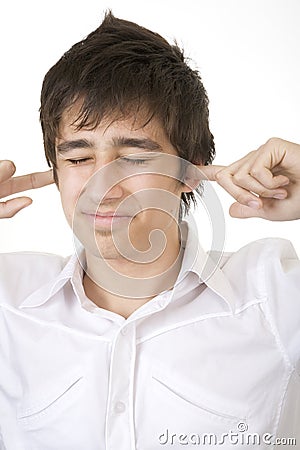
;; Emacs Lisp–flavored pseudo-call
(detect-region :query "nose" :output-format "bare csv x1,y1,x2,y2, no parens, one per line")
83,162,124,205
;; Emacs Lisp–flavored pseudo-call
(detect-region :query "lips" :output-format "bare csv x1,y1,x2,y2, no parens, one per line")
83,210,133,218
81,210,134,229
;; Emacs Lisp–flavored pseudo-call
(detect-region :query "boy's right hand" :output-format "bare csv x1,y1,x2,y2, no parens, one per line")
0,160,54,218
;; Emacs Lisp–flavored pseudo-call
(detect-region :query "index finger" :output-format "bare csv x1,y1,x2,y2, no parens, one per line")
0,170,54,198
195,164,225,181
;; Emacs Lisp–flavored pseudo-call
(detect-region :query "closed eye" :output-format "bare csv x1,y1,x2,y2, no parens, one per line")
67,158,91,165
120,157,149,165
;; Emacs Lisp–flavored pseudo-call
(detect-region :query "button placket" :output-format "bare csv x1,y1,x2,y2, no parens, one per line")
114,401,126,414
106,323,136,449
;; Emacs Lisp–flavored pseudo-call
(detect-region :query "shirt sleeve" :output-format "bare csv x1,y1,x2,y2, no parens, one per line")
262,238,300,376
0,430,6,450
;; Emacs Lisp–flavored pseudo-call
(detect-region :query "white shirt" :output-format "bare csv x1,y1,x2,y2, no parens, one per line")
0,220,299,450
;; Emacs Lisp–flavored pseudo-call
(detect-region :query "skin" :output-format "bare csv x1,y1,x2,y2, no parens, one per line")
1,134,300,317
0,162,53,217
54,109,192,317
56,107,186,262
197,137,300,221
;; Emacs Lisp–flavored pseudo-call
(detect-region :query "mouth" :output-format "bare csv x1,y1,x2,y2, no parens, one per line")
82,210,134,228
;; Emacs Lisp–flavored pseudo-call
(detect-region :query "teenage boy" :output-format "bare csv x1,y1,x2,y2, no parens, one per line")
0,12,299,449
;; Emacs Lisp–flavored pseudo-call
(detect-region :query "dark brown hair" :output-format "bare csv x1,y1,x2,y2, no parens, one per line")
40,10,215,218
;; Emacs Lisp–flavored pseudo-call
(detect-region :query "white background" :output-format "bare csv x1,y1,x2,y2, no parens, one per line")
0,0,299,256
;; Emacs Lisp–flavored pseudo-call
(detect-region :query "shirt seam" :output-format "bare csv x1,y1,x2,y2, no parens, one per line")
136,297,268,345
136,310,234,344
105,338,117,448
129,328,137,449
253,239,300,376
257,242,300,377
0,303,110,343
259,301,296,440
259,301,295,372
259,247,298,437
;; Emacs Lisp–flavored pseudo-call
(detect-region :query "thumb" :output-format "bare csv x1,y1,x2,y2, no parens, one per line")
229,202,262,219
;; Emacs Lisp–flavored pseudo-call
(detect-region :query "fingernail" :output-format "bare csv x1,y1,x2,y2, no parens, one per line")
248,200,260,209
273,193,286,199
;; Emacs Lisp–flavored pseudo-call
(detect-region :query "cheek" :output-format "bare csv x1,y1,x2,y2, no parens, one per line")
58,174,86,225
125,175,182,209
125,176,181,224
127,174,181,192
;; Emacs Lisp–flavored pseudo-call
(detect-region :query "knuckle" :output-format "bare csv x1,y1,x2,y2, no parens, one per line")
261,179,274,189
30,173,38,189
256,188,269,197
236,193,248,205
215,169,228,182
232,172,245,184
256,188,268,197
265,137,280,146
257,137,282,153
249,166,261,177
1,160,16,175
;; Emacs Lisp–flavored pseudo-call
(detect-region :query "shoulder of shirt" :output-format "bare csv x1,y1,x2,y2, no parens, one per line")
210,237,299,305
217,237,298,266
0,251,71,309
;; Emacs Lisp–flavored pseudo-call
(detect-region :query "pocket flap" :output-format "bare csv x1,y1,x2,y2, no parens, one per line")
17,372,83,419
152,368,247,423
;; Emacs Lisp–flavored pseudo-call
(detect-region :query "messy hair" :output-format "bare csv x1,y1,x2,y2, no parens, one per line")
40,10,215,218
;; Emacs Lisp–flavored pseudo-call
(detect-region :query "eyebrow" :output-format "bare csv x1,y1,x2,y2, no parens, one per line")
56,137,163,154
112,137,163,151
56,139,94,154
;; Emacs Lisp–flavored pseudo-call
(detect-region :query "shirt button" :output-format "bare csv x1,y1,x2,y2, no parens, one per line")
114,401,126,414
121,327,128,336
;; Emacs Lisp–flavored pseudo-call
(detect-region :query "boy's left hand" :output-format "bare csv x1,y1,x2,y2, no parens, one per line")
197,137,300,221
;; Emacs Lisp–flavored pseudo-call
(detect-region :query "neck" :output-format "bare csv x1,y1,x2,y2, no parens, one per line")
82,225,184,318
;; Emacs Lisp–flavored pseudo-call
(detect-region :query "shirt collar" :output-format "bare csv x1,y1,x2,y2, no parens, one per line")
175,215,236,312
20,216,236,312
19,249,85,309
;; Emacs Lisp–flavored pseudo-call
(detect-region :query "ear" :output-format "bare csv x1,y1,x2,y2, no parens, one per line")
52,167,60,190
181,163,203,193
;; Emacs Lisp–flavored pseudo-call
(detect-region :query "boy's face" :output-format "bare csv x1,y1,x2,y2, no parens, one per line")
55,105,191,261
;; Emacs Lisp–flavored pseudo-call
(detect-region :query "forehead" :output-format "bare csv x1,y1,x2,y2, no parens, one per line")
58,101,171,145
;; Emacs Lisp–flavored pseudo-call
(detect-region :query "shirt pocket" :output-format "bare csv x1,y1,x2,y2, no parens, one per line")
150,368,248,433
17,371,84,430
